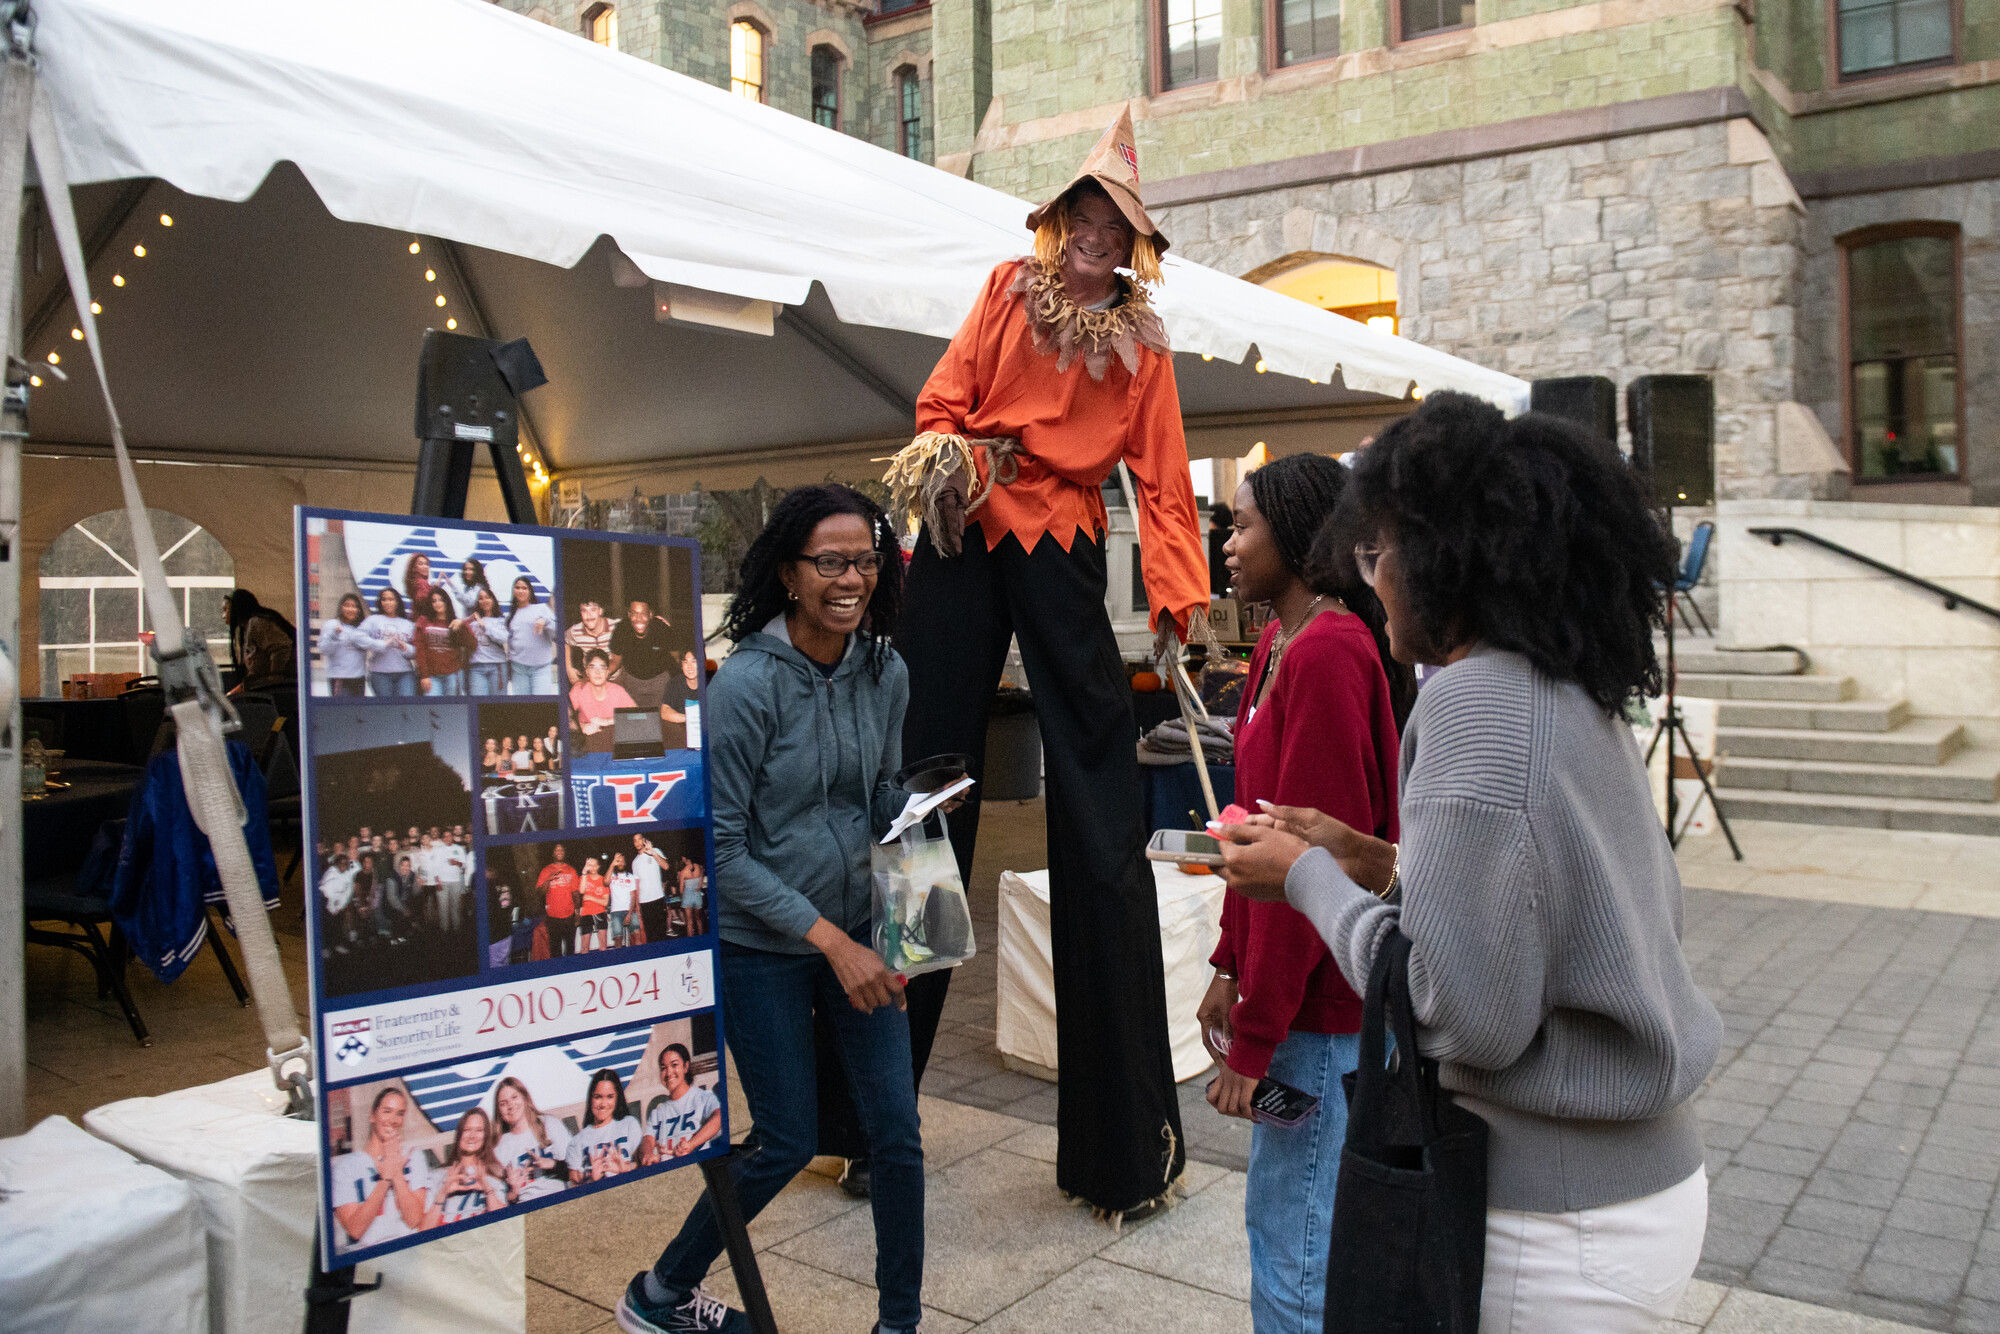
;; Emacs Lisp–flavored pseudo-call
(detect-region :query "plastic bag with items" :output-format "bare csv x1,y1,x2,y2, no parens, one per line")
871,815,976,978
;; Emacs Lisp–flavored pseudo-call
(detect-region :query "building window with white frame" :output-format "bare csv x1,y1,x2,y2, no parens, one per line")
897,66,924,159
731,20,766,102
1159,0,1222,88
811,46,841,129
1837,0,1952,78
1275,0,1339,65
38,508,234,695
583,3,617,49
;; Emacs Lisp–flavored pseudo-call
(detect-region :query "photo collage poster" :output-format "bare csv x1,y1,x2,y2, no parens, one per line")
295,508,725,1268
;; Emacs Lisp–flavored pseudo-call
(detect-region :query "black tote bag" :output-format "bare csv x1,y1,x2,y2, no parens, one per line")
1323,929,1489,1333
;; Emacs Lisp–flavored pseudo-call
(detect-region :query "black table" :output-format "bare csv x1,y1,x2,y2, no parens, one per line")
23,758,142,880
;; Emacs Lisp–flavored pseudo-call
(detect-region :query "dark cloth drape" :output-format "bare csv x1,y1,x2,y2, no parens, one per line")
822,528,1184,1210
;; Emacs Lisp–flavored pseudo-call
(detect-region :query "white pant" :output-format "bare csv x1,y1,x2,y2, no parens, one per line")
1480,1168,1708,1334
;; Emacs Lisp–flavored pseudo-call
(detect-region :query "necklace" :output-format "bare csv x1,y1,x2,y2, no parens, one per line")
1258,594,1325,705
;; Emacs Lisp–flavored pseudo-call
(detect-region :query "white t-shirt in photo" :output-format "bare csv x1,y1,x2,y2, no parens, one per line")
609,872,638,914
329,1150,432,1251
320,865,357,914
646,1085,722,1157
427,1163,508,1224
494,1117,572,1202
564,1116,643,1177
633,853,666,904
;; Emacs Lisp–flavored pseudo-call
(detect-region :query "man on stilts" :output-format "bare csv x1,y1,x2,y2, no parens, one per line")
884,107,1210,1221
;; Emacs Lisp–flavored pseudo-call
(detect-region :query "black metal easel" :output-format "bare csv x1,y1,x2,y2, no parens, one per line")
1644,511,1743,861
307,330,778,1334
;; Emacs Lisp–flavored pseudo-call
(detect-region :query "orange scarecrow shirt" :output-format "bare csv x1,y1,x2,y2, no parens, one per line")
914,259,1211,640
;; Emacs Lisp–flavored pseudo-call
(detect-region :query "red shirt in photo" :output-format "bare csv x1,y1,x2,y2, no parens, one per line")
539,862,579,919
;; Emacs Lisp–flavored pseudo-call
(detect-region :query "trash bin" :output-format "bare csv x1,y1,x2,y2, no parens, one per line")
982,688,1041,801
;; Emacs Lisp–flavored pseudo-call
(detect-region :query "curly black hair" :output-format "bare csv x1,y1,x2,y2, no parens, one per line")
1331,391,1677,716
1246,453,1418,729
718,483,902,680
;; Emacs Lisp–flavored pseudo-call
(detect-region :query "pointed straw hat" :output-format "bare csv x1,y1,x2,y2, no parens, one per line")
1023,105,1169,254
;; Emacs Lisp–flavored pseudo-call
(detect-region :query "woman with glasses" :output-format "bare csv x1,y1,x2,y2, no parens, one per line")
617,483,927,1334
1215,393,1722,1333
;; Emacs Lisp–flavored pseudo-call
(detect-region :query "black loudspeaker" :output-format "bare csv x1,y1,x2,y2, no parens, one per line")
1627,374,1715,508
1530,376,1617,444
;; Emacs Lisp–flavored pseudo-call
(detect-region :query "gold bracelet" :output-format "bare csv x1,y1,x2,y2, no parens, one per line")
1378,844,1400,901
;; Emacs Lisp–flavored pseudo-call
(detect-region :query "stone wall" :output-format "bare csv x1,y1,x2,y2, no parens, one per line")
1156,117,1807,499
1797,180,2000,505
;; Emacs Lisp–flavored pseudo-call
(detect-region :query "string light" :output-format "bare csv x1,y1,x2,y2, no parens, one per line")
446,317,457,329
70,328,82,340
46,351,57,364
112,275,125,286
1254,359,1267,373
409,240,421,254
159,214,173,227
425,268,436,282
133,244,146,257
90,302,101,314
29,375,40,386
435,294,446,307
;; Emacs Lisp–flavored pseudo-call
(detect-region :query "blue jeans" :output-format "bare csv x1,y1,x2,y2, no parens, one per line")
367,670,417,697
427,670,464,696
1246,1030,1359,1334
652,941,923,1327
467,663,505,695
509,661,556,695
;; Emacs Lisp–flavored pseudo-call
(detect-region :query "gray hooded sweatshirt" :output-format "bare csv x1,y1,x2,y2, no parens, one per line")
707,617,908,953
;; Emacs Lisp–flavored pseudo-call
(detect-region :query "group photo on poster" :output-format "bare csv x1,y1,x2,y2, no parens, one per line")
476,700,567,835
485,828,708,966
308,703,480,997
322,1013,722,1258
303,515,559,697
558,534,703,752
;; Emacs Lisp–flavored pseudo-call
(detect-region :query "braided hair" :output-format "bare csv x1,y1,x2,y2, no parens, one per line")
1244,453,1418,729
718,483,902,681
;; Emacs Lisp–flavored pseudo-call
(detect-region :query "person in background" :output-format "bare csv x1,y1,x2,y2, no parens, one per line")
318,592,369,697
480,736,505,782
319,852,357,956
442,557,490,620
570,649,636,754
611,599,680,738
415,586,474,697
1208,500,1234,598
1195,452,1409,1334
439,831,472,937
330,1087,430,1254
466,585,511,696
538,844,580,959
1215,394,1723,1334
494,1076,569,1203
619,484,924,1334
633,835,673,943
678,858,707,938
356,587,418,697
377,854,416,945
577,855,611,953
510,735,536,783
402,553,435,612
225,589,297,692
423,1107,509,1228
544,724,563,765
607,852,639,947
412,833,443,935
530,735,553,775
567,1069,644,1184
639,1044,723,1164
506,577,559,695
661,649,704,749
566,598,620,687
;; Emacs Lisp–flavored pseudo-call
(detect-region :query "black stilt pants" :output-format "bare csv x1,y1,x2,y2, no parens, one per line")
819,528,1185,1210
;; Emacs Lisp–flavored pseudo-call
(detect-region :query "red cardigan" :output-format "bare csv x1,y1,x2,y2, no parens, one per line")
1209,610,1401,1080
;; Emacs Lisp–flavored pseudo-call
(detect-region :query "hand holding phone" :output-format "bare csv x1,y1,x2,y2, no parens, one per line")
1144,828,1225,867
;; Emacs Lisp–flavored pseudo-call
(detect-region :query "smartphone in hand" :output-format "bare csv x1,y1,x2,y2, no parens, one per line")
1249,1077,1320,1129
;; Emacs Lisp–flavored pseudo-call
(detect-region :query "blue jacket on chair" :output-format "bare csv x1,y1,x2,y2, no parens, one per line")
112,741,282,982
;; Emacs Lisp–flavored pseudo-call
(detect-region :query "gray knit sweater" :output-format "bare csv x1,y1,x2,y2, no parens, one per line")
1285,645,1722,1213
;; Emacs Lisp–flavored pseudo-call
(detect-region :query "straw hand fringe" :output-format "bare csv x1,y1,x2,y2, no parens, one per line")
1011,258,1169,381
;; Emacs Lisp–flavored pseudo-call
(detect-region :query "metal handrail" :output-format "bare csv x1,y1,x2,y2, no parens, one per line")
1747,526,2000,624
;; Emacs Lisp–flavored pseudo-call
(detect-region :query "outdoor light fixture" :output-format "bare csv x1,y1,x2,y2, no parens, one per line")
159,213,173,226
409,240,421,254
45,351,57,364
89,302,100,314
446,317,457,329
425,268,436,281
435,294,446,307
1255,360,1267,372
112,274,124,286
133,243,145,256
69,328,81,339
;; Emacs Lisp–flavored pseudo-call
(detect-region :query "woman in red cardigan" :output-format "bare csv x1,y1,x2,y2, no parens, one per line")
1197,452,1411,1334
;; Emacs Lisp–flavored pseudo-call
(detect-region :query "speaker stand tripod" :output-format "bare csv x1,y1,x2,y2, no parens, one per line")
1645,512,1742,860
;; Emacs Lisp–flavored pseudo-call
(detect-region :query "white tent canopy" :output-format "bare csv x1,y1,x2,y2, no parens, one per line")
26,0,1526,475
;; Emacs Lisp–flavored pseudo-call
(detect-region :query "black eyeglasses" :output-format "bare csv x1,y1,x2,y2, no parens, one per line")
797,551,885,578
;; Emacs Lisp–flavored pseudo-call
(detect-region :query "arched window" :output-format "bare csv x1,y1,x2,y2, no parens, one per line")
583,3,617,48
1843,224,1960,480
896,66,924,160
731,20,766,102
811,45,841,129
1260,256,1399,335
38,508,233,694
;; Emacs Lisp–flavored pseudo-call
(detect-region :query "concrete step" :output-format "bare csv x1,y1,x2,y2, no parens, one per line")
1715,788,2000,837
1670,646,1805,676
1717,748,2000,803
1717,718,1966,766
1677,673,1853,703
1715,697,1911,734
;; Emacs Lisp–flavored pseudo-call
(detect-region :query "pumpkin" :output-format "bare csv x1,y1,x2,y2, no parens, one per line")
1130,671,1163,693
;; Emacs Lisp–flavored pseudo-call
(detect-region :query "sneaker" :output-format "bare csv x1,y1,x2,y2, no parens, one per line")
838,1157,871,1199
615,1274,750,1333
